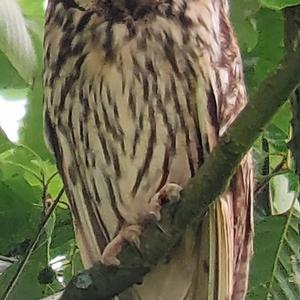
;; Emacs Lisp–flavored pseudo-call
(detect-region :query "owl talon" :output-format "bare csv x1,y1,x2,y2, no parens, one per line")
102,185,182,265
122,224,142,249
101,225,142,266
147,183,182,221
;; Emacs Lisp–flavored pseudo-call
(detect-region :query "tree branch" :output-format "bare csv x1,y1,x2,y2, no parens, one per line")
56,5,300,300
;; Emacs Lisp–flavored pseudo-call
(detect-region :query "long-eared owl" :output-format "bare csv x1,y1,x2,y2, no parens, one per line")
44,0,253,299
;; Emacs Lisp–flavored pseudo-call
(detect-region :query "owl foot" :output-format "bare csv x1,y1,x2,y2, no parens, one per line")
101,225,142,266
101,183,182,266
146,183,183,222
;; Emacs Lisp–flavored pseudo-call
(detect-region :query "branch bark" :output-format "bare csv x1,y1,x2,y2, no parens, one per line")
56,5,300,300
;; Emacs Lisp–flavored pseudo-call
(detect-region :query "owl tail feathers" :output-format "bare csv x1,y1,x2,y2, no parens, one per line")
124,200,234,300
184,199,234,300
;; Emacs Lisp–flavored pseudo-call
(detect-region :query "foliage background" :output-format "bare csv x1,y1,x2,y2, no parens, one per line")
0,0,299,299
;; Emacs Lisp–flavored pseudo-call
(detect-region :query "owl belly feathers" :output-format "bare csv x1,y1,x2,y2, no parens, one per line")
44,3,208,267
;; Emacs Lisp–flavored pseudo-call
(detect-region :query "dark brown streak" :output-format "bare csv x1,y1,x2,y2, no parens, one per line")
139,113,144,130
184,76,194,115
170,78,195,176
58,77,73,113
55,31,75,75
44,110,62,171
111,148,121,178
83,186,108,252
156,147,170,192
92,179,102,204
99,134,111,165
84,130,90,151
57,53,87,114
157,96,176,152
163,31,181,77
68,163,77,186
193,112,204,167
131,128,140,159
90,178,111,242
55,0,83,10
67,190,81,225
128,90,136,118
101,102,120,140
145,59,158,96
131,105,156,196
107,87,113,105
66,103,76,146
113,103,126,152
79,119,84,141
126,18,136,39
104,174,124,223
93,205,111,244
142,73,150,102
171,78,187,131
207,85,220,133
76,11,94,33
186,132,195,177
178,1,193,28
103,21,114,61
62,12,75,32
94,110,102,127
81,96,91,123
113,103,119,119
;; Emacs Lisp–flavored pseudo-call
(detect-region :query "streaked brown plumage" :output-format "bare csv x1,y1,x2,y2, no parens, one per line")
44,0,253,299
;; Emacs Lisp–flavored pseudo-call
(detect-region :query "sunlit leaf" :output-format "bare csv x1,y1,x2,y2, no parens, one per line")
0,245,47,300
267,207,300,299
261,0,300,10
0,0,36,83
248,205,300,299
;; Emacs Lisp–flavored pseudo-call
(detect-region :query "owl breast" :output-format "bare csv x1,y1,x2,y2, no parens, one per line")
44,0,215,265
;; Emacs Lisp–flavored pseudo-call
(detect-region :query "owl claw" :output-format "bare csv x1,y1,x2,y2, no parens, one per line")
101,225,142,266
102,184,182,265
122,225,142,249
147,183,183,221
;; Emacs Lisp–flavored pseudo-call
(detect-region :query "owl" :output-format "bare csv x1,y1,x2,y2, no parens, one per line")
44,0,253,299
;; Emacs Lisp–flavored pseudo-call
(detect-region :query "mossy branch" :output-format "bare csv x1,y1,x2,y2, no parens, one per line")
55,5,300,300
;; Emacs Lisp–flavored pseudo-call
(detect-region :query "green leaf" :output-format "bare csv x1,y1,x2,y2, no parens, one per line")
0,51,27,89
267,207,300,299
0,143,61,254
248,216,286,299
0,175,42,254
0,88,28,100
231,0,261,52
0,244,47,300
261,0,300,9
0,127,14,152
271,102,292,136
18,0,44,21
245,8,284,95
19,80,53,161
270,175,296,214
248,206,300,299
0,0,36,83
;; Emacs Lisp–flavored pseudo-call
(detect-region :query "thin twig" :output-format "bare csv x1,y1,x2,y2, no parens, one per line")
255,158,288,195
45,172,59,188
0,188,65,300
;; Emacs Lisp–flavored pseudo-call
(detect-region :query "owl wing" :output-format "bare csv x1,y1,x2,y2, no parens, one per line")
192,3,253,299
